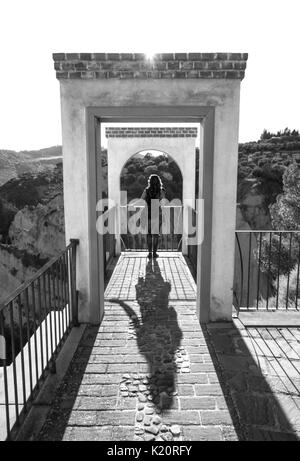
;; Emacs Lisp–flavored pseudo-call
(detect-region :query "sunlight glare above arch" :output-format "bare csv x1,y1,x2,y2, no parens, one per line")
145,51,156,61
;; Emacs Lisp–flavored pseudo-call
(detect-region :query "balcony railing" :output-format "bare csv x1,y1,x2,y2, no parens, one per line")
103,233,116,277
186,206,198,272
0,239,79,441
121,205,183,252
235,231,300,312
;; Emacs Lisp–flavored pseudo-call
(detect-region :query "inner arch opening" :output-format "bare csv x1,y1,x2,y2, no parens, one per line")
120,149,183,252
120,149,183,203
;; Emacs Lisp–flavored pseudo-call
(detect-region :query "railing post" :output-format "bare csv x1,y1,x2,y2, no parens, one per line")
103,234,107,279
0,312,10,440
70,239,79,327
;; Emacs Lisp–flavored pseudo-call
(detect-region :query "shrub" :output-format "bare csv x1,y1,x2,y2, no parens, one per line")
258,267,300,310
252,166,263,178
257,159,266,167
137,175,147,186
127,165,136,174
238,166,250,180
144,165,158,175
158,160,168,169
161,172,173,181
271,163,300,230
259,233,299,279
123,173,135,187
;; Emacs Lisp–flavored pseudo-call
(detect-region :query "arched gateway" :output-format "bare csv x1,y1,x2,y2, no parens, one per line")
53,52,248,324
105,126,197,255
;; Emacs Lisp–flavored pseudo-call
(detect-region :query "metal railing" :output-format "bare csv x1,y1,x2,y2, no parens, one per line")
103,233,115,277
235,231,300,311
121,205,183,252
187,206,198,272
0,239,79,440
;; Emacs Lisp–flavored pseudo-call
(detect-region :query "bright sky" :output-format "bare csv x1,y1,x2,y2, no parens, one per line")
0,0,299,151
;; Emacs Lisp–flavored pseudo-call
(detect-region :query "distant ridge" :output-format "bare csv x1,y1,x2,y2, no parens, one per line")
0,146,62,186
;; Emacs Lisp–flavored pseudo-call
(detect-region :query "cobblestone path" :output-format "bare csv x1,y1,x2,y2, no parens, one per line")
37,253,300,441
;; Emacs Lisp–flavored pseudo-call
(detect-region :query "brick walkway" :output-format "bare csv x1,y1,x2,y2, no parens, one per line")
36,253,300,441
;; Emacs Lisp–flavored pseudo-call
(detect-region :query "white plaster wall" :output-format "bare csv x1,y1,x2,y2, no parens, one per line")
59,78,241,323
106,136,196,254
210,91,240,321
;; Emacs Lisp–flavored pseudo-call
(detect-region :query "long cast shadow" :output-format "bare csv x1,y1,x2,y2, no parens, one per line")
204,323,300,441
110,259,183,410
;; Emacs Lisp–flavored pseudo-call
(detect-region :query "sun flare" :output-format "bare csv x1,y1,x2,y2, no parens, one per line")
145,51,156,60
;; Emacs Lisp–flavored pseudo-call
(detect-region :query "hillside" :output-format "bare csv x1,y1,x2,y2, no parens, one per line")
237,133,300,229
238,137,300,178
0,132,300,304
0,163,64,303
0,164,63,242
0,145,62,186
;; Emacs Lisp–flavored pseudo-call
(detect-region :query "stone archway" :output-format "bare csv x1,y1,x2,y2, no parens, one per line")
53,52,248,324
105,126,197,254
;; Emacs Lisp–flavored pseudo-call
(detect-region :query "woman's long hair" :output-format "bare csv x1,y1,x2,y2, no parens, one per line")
146,174,163,198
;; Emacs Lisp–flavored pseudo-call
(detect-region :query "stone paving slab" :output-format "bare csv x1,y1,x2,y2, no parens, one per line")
35,254,300,441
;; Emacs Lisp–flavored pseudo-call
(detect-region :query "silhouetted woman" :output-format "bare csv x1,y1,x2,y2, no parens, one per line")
141,174,166,258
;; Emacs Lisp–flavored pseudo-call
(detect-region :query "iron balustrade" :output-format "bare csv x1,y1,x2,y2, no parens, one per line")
100,204,116,276
103,233,116,277
120,205,183,252
0,239,79,441
235,231,300,312
186,206,198,272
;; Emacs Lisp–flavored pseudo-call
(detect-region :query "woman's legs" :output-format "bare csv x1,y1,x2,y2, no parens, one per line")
153,234,159,257
147,234,152,257
147,218,159,257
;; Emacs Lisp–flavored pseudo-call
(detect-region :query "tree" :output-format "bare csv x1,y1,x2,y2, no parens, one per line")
252,163,284,207
260,128,300,141
257,163,300,290
270,163,300,230
260,129,272,140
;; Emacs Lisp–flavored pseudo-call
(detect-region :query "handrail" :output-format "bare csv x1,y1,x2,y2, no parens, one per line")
120,204,183,208
122,205,183,252
0,239,79,314
234,230,300,312
234,232,244,314
0,238,79,441
236,229,300,233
